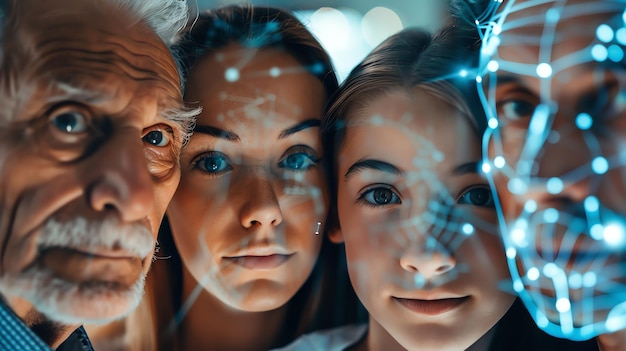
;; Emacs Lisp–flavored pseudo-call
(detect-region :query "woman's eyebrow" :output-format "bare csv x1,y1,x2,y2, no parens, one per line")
278,118,320,139
344,159,403,181
193,125,240,142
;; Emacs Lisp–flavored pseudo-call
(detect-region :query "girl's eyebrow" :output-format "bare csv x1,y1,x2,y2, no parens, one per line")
452,161,480,176
344,159,403,181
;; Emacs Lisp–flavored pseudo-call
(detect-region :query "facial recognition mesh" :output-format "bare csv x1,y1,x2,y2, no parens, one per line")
465,0,626,340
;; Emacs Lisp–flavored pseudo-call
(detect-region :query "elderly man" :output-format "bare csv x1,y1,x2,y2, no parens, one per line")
0,0,197,349
452,0,626,349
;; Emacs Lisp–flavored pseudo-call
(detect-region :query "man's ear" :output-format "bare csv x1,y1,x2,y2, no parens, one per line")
328,226,344,244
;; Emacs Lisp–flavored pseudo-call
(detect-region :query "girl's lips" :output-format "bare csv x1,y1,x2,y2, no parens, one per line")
225,253,294,270
394,296,471,316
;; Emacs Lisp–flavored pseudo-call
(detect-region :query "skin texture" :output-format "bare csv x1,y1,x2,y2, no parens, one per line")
332,88,515,351
166,44,328,350
484,0,626,342
0,0,186,347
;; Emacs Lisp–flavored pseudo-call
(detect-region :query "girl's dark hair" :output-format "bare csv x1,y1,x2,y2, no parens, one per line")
172,5,338,97
322,25,485,234
158,5,363,348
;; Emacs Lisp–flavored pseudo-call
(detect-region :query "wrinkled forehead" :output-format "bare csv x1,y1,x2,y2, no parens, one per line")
495,0,626,64
0,0,182,109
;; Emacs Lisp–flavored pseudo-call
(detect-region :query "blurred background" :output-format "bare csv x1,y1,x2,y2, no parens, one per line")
192,0,448,81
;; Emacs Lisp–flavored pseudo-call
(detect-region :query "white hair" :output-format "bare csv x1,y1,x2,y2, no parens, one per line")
107,0,190,45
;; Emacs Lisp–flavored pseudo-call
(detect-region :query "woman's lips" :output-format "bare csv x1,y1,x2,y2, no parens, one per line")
224,254,294,270
394,296,471,316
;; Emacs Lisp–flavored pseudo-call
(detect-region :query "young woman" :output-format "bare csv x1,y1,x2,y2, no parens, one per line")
146,6,364,351
277,27,599,350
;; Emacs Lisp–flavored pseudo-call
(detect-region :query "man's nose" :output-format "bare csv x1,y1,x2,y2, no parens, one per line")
86,129,155,222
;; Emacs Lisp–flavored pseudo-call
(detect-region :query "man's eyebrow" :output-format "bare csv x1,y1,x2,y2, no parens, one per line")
193,125,240,142
47,81,114,105
278,119,320,139
452,161,479,176
345,159,403,180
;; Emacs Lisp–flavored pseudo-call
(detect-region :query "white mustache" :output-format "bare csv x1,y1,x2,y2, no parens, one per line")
36,217,154,259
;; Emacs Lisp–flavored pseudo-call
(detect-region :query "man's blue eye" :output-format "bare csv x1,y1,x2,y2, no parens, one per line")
196,153,232,174
457,186,494,208
278,152,317,171
51,111,88,133
360,187,401,206
143,130,170,147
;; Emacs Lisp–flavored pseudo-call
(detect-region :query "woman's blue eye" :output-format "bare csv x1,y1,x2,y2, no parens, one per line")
278,152,317,171
457,186,494,208
195,153,232,174
143,130,170,147
51,111,88,133
360,187,401,206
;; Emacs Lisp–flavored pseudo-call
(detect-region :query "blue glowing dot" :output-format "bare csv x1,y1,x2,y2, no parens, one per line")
524,200,537,213
608,44,624,62
568,272,582,289
583,272,597,287
591,223,605,240
596,24,615,43
493,156,506,168
487,60,499,72
488,118,499,129
476,75,483,83
482,162,492,174
575,112,593,130
224,67,240,82
591,156,609,174
506,247,517,259
607,315,626,332
584,196,600,213
536,63,552,78
508,178,527,195
475,19,480,25
462,223,474,235
492,23,502,35
414,273,426,287
269,67,281,77
546,177,564,194
603,223,626,247
591,44,609,62
617,28,626,46
459,69,468,77
545,8,560,23
513,280,524,292
543,208,559,223
511,228,527,247
543,262,559,277
623,9,626,24
556,298,571,312
527,267,540,281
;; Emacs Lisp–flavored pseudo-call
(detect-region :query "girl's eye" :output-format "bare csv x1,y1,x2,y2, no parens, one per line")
359,186,401,206
194,152,233,174
457,186,495,208
278,151,318,171
143,130,170,147
497,99,537,120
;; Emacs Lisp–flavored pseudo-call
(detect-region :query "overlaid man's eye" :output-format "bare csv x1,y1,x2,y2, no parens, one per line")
457,186,495,208
143,130,170,147
50,110,89,133
497,99,537,120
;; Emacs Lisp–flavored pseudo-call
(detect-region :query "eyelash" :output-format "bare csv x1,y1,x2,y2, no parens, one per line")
191,151,233,177
357,184,402,208
277,145,320,172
